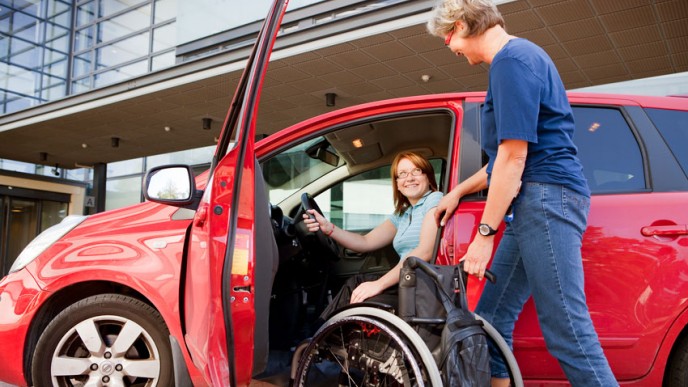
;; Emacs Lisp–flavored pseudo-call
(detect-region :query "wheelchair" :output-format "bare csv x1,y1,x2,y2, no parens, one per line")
290,256,523,386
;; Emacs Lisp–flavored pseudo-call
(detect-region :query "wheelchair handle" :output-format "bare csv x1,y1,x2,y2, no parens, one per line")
404,256,497,284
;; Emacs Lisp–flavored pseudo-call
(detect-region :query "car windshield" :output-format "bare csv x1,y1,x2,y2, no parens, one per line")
261,136,343,204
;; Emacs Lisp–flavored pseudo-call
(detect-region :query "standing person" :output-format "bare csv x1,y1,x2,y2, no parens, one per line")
427,1,617,386
304,151,442,317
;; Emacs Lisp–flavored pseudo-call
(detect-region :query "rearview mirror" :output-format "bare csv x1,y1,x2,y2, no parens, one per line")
306,139,339,167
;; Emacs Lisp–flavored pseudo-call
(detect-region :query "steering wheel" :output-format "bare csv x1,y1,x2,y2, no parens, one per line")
300,193,340,258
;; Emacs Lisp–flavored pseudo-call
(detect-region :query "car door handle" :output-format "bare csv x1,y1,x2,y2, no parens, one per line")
641,224,688,237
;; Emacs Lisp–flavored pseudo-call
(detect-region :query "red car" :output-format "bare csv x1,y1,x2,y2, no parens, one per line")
1,0,687,385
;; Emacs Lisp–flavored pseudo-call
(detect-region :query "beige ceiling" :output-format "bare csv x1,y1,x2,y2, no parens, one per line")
0,0,686,169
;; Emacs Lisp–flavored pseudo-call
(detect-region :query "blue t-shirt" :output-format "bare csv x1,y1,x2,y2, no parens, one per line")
389,191,442,260
481,38,590,197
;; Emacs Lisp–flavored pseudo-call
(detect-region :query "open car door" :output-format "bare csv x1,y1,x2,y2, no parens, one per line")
180,0,288,385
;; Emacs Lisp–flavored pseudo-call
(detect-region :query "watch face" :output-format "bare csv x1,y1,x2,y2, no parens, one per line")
479,223,495,236
479,224,489,235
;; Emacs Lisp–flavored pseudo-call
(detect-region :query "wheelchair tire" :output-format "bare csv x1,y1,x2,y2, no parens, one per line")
476,314,524,387
293,307,442,386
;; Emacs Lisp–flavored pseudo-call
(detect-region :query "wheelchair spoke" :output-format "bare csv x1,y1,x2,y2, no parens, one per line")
295,315,427,387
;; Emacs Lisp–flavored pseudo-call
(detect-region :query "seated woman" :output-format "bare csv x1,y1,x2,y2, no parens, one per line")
303,151,443,319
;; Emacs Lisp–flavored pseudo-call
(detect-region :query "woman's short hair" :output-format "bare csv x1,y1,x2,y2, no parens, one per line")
427,0,505,39
391,151,439,214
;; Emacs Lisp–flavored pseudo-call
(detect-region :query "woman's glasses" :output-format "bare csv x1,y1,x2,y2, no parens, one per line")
397,168,423,180
444,27,454,46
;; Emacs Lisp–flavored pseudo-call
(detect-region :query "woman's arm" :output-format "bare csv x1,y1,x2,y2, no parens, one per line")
304,209,396,253
462,139,526,279
350,207,439,303
435,165,489,226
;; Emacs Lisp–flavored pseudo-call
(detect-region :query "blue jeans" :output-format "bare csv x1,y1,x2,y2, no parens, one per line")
475,182,617,386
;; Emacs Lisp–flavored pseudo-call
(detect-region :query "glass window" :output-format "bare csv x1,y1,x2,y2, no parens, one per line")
573,107,645,193
65,167,93,181
154,0,176,22
0,159,34,173
10,44,40,68
7,198,38,265
12,12,38,41
645,108,688,176
98,5,151,44
76,1,95,27
106,176,143,210
47,1,73,27
94,59,147,87
96,32,149,68
43,48,66,66
44,23,69,42
13,1,39,17
74,26,94,52
99,0,146,18
73,52,92,77
261,137,342,204
151,50,174,71
6,66,35,95
315,165,392,231
45,58,67,78
146,145,215,170
40,200,68,232
152,22,175,52
45,30,70,52
6,93,33,111
41,83,66,100
314,159,443,231
108,158,143,177
71,77,91,93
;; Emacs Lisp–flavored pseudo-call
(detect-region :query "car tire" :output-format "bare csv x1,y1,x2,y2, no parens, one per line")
666,333,688,386
31,294,173,387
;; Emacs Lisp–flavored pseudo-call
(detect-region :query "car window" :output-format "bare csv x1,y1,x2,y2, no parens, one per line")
573,106,645,194
261,136,342,203
314,159,443,232
644,108,688,177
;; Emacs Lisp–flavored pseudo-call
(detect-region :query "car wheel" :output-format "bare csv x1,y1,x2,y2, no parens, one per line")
666,333,688,386
31,294,173,387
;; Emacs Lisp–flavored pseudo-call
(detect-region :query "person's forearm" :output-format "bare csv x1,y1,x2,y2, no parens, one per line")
329,219,395,253
450,165,489,200
481,142,525,230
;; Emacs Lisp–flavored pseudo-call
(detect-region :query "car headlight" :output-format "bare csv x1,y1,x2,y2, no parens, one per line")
9,215,88,273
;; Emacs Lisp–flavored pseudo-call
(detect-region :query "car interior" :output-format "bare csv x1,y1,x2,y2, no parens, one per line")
254,110,456,383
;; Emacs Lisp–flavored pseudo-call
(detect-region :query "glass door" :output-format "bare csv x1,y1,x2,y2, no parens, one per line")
0,191,69,276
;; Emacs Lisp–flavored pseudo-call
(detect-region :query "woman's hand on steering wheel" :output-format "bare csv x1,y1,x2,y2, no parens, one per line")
303,209,334,235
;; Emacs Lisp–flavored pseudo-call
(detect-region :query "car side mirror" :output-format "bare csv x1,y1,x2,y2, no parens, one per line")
143,165,201,209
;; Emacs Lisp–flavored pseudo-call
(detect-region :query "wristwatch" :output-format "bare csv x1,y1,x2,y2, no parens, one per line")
478,223,498,236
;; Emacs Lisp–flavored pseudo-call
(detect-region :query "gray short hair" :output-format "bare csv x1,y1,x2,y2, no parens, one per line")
427,0,504,39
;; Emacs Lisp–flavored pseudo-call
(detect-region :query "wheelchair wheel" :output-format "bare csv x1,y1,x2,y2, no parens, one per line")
293,307,441,386
477,314,524,387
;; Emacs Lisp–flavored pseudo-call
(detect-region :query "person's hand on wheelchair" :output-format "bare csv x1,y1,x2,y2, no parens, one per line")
350,281,385,304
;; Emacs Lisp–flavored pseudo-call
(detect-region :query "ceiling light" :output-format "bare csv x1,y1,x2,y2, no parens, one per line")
352,138,364,148
81,143,88,148
164,126,171,132
326,92,336,107
421,74,431,82
202,117,212,130
111,137,120,148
